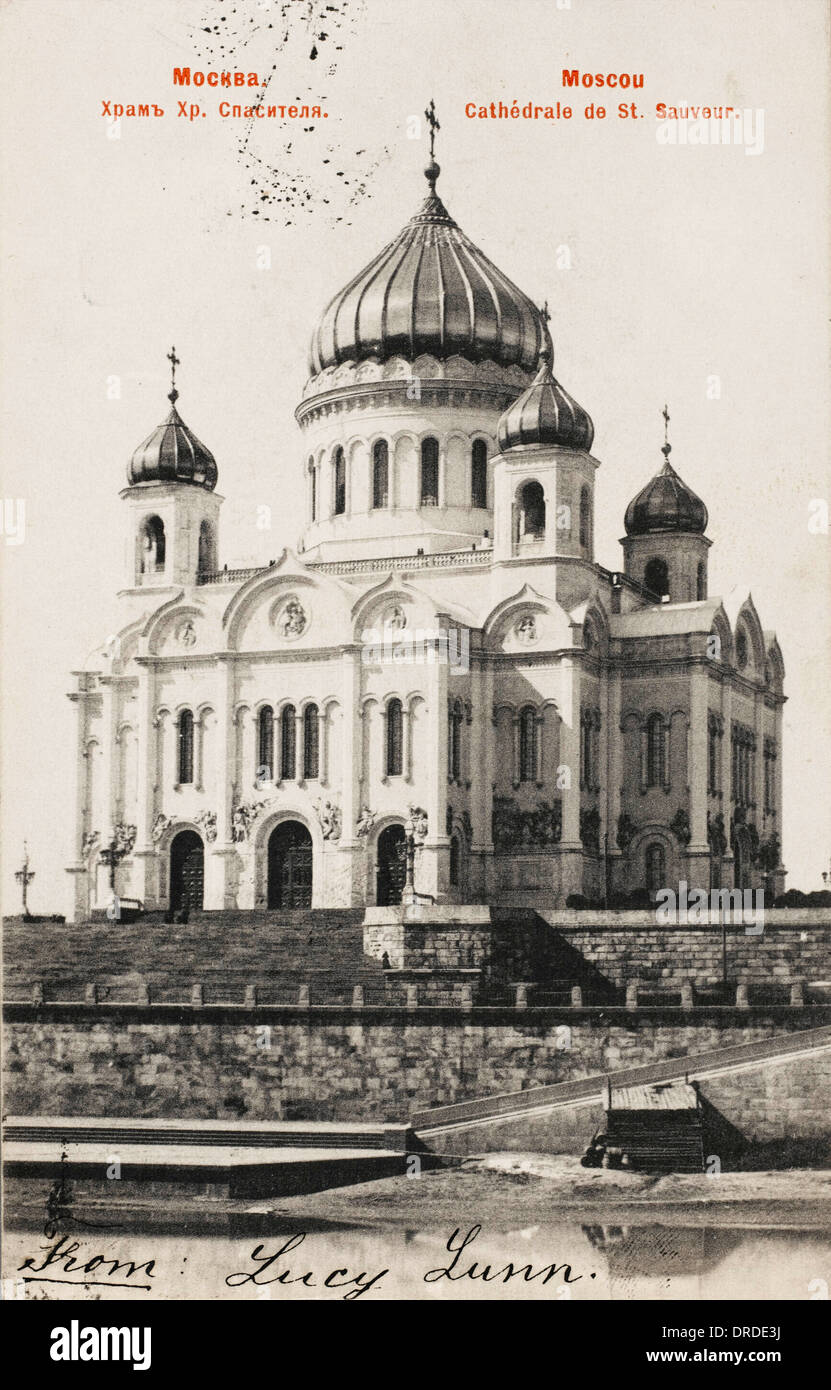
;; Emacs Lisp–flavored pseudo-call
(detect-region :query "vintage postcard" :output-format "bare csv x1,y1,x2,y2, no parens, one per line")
2,0,830,1340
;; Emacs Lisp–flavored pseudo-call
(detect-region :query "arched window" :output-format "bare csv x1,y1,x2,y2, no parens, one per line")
448,700,463,782
581,708,598,789
449,835,461,887
386,698,403,777
646,713,666,788
309,457,317,522
518,480,545,539
303,704,319,780
178,709,194,784
646,842,666,895
258,706,274,781
372,440,389,509
519,706,537,783
420,437,439,506
579,486,591,550
696,561,706,601
333,447,346,516
281,705,296,780
471,439,488,509
197,520,213,575
707,716,718,795
140,516,165,575
644,557,669,599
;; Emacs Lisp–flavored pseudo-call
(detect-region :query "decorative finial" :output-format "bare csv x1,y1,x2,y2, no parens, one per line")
540,300,551,325
661,402,671,460
167,345,181,406
424,98,441,189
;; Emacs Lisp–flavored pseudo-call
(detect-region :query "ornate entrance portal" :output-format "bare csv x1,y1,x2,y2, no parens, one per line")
267,820,313,909
169,830,204,911
376,823,407,906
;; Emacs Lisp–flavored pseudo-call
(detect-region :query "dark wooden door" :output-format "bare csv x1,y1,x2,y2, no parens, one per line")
268,821,313,909
170,830,204,911
377,824,406,906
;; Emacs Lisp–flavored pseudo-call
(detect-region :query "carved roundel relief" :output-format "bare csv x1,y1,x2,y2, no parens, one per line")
382,604,407,633
270,593,309,641
514,613,539,645
176,619,198,648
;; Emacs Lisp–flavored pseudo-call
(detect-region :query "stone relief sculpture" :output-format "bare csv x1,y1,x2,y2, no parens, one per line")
279,597,307,639
356,807,376,837
316,800,342,840
151,813,171,843
194,809,217,843
231,800,273,843
492,797,562,850
112,823,137,856
81,830,100,858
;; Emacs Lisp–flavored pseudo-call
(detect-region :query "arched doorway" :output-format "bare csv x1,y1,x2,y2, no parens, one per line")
169,830,204,911
376,824,406,906
267,820,313,909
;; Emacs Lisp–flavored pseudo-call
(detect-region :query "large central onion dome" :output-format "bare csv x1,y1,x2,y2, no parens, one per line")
309,162,549,376
497,349,594,452
624,452,707,536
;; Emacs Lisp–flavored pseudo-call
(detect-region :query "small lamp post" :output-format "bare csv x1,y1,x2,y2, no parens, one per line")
15,843,35,917
403,812,416,902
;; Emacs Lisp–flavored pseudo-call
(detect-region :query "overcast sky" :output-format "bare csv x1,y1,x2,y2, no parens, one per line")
1,0,829,912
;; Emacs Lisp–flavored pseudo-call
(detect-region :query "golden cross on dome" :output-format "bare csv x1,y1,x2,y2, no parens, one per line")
425,99,440,161
661,402,672,459
167,345,180,405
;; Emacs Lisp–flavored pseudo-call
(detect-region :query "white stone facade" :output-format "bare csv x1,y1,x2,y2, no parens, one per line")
66,188,786,920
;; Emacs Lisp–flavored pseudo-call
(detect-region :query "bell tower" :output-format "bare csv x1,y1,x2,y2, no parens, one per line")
120,348,222,592
621,407,710,603
491,345,599,566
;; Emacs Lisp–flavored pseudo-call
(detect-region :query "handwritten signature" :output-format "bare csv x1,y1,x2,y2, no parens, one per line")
225,1225,591,1299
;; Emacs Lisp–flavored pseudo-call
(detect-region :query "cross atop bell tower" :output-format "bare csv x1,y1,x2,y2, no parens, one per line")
425,98,440,161
167,345,180,406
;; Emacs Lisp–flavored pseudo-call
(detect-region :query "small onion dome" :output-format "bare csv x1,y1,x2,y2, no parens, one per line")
624,453,708,536
497,349,594,452
128,403,218,490
308,164,549,376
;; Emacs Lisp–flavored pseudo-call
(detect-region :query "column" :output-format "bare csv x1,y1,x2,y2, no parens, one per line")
688,662,709,862
511,714,521,788
424,635,449,897
773,700,785,881
753,692,764,817
214,658,234,843
65,677,93,919
318,706,328,786
469,658,491,849
99,679,117,837
133,658,159,906
403,703,413,783
295,705,305,787
560,658,581,846
340,647,363,843
605,668,623,894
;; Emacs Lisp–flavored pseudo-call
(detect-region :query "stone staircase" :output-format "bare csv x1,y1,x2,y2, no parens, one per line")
3,908,385,1002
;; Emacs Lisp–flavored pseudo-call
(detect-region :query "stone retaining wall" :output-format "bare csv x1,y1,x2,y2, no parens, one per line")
4,1005,826,1125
